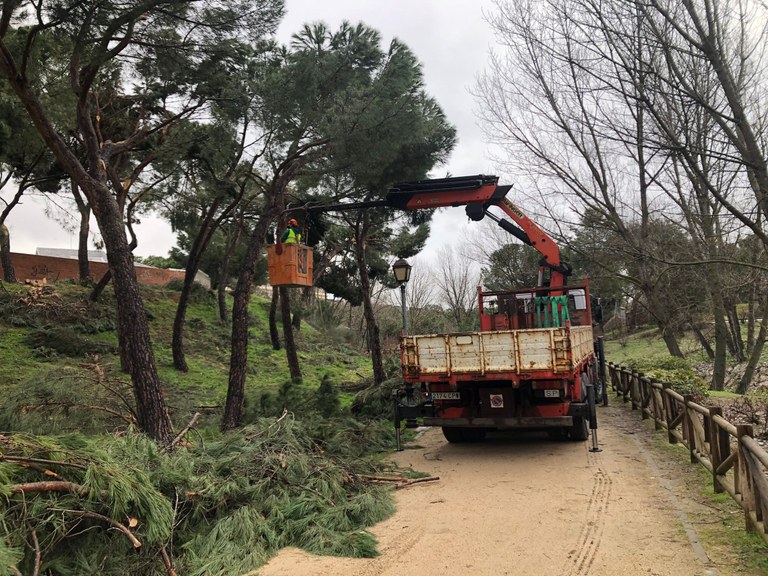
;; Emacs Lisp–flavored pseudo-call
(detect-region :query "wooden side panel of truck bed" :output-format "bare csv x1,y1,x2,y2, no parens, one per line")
401,325,594,378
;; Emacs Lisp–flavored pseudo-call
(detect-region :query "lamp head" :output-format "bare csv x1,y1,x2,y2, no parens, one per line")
392,258,412,284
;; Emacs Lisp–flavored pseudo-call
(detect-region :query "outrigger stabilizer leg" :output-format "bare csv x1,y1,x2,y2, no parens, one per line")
587,383,602,453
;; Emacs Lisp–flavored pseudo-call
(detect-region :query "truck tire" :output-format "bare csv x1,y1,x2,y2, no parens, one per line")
569,416,589,441
594,366,605,405
442,427,466,443
463,428,487,442
570,372,591,441
547,427,568,441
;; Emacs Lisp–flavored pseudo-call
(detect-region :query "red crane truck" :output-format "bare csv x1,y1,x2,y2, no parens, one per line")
386,175,603,444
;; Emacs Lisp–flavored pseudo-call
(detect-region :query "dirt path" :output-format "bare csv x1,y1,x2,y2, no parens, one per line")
256,405,754,576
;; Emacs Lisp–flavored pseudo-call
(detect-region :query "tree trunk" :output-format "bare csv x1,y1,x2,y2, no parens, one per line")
708,270,729,391
724,299,744,362
0,224,16,283
217,225,240,324
691,322,714,359
72,180,91,281
0,45,172,444
280,286,302,383
354,231,385,385
710,309,728,392
291,309,302,331
97,212,173,444
89,270,112,302
222,205,277,431
269,287,281,350
736,294,768,394
746,280,756,353
0,184,24,283
172,198,231,371
171,271,196,372
77,209,91,281
645,289,684,357
658,325,684,358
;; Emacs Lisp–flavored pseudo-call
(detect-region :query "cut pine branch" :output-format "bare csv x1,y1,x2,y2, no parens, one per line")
10,481,108,499
166,412,202,451
51,509,142,549
359,474,440,488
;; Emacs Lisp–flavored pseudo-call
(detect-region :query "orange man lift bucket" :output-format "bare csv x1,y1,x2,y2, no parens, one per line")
267,243,313,287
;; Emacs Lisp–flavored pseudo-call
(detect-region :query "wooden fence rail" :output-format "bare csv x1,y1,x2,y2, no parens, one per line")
608,362,768,545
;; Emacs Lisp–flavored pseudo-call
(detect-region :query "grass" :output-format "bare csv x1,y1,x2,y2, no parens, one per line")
614,398,768,574
603,329,705,366
0,280,375,432
675,446,768,575
0,280,399,575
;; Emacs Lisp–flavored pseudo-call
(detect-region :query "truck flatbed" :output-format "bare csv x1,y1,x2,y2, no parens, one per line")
401,325,594,383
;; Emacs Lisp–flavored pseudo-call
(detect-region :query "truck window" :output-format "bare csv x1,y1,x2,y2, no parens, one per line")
568,289,587,311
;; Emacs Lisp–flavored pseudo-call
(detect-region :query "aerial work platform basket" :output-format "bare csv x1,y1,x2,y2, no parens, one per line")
266,243,313,287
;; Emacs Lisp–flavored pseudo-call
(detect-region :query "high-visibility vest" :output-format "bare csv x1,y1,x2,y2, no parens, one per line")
284,228,302,244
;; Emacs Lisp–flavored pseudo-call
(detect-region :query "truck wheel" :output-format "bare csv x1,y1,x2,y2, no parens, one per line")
547,427,568,441
594,367,605,404
442,427,466,443
463,428,487,442
569,416,589,441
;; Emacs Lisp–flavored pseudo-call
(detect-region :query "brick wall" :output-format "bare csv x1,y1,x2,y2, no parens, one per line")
1,252,186,287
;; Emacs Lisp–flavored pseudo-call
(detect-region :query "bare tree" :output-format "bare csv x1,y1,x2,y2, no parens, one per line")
479,0,768,388
478,0,687,355
433,246,481,332
386,256,441,334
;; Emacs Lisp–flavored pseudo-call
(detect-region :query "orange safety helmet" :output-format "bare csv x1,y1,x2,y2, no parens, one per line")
288,218,298,226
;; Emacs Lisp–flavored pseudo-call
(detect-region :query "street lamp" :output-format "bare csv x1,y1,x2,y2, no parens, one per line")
392,257,416,435
392,258,412,334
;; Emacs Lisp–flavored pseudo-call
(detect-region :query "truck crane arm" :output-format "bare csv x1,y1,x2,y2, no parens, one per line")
386,175,571,288
290,174,570,288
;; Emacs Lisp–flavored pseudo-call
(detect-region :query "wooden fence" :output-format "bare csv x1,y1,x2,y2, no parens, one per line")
608,362,768,545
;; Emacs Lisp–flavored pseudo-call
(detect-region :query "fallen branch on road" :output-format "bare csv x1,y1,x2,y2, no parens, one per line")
359,474,440,489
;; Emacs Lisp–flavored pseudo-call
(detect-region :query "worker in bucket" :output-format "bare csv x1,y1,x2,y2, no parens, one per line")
280,218,302,244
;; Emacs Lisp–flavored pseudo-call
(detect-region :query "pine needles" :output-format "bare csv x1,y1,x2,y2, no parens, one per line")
0,415,396,575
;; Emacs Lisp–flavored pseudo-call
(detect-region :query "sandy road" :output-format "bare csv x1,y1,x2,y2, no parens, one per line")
256,405,746,576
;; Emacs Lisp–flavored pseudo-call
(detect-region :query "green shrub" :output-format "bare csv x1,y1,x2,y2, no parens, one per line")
165,279,214,304
316,374,341,417
623,355,709,400
351,377,400,420
24,327,116,358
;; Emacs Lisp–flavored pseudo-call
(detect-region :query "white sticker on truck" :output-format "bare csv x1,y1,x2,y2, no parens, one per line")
431,392,461,400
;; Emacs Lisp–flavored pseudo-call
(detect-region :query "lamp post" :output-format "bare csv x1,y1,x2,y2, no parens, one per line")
392,258,412,334
392,257,416,437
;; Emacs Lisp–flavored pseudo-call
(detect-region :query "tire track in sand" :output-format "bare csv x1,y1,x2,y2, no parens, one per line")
561,449,612,576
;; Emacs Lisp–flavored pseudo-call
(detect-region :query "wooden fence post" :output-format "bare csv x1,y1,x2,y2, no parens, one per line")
651,381,663,430
736,424,756,533
621,369,629,403
708,406,725,494
640,374,650,420
662,383,677,444
683,395,696,464
609,363,618,395
631,371,641,410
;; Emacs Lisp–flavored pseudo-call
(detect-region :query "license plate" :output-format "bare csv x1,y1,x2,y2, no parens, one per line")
431,392,460,400
544,389,560,398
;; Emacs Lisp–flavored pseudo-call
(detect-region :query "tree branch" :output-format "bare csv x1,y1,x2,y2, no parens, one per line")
166,412,201,451
52,509,142,549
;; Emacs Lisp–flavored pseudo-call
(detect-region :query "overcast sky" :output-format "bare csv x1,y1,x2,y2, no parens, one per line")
6,0,500,264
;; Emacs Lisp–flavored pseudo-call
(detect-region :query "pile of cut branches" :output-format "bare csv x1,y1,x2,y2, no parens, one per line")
0,414,397,576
